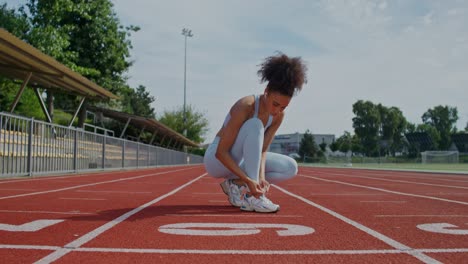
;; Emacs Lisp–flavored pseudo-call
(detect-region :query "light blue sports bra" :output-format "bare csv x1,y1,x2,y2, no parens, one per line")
222,94,273,130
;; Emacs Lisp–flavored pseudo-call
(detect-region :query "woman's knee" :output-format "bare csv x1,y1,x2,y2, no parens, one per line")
289,157,299,176
283,157,298,179
265,154,298,183
242,118,264,132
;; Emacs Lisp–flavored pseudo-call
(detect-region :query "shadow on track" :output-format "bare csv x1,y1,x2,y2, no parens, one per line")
64,204,240,222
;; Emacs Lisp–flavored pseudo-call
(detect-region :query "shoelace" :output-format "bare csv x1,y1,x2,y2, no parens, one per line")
260,195,274,205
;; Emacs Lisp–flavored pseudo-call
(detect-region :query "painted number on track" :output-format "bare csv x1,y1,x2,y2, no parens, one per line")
158,223,314,236
417,223,468,235
0,219,64,232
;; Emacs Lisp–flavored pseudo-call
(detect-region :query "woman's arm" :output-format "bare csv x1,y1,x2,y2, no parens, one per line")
258,112,285,189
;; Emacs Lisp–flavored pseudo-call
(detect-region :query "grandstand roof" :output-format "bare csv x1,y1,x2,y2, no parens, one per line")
405,132,434,151
451,133,468,152
0,28,118,100
88,106,199,148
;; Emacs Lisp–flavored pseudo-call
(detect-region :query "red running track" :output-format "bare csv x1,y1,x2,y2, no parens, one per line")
0,166,467,263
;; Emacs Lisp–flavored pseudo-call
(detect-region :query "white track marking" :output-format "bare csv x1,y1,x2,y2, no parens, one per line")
59,198,107,201
318,173,468,190
192,192,225,195
0,210,93,215
34,173,207,264
273,184,442,264
0,220,64,232
164,214,302,218
424,193,468,195
0,169,153,184
0,188,39,191
0,244,61,250
376,215,468,218
417,223,468,235
286,183,329,186
158,223,314,236
310,193,389,196
0,167,192,200
360,201,406,203
302,168,468,183
2,244,468,255
76,190,152,194
300,174,468,206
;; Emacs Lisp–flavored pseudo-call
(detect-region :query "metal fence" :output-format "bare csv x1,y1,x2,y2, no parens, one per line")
0,112,203,177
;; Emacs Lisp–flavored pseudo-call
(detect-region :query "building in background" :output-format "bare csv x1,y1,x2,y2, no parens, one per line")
269,132,335,157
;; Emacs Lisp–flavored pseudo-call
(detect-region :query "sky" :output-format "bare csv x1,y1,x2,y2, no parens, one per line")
4,0,468,143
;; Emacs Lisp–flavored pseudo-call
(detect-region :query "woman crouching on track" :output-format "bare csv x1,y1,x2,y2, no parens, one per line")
203,52,308,213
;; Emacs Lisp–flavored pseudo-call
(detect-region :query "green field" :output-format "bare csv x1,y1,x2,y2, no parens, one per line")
300,162,468,174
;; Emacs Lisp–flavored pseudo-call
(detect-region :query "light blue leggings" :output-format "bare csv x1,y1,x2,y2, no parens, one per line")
203,118,298,183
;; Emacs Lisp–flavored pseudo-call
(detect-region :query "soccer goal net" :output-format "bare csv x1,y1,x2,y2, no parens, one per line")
421,151,459,164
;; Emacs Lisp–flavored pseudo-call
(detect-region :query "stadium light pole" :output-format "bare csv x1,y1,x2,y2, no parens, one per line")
182,28,193,137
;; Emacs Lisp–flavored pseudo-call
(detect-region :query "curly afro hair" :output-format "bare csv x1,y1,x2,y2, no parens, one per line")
257,52,308,97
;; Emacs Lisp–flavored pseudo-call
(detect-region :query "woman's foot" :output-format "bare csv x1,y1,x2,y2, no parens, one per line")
220,179,245,207
240,194,280,213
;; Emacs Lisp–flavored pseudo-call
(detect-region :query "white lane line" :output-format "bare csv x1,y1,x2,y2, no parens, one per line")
0,210,93,215
59,198,107,201
273,184,441,264
310,193,389,196
192,192,224,195
286,183,329,186
0,244,61,250
34,173,207,264
360,201,406,203
0,188,39,191
76,190,152,194
164,214,303,218
419,248,468,253
2,244,468,255
0,167,192,200
301,168,468,182
322,173,468,190
375,215,468,218
424,193,468,195
0,169,152,184
300,174,468,206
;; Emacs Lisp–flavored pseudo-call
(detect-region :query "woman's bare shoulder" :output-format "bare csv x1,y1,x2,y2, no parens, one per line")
230,95,255,114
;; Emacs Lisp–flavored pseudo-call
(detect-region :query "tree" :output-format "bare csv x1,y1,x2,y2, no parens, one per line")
351,134,363,155
329,140,339,152
298,130,318,161
120,85,156,118
352,100,408,157
0,77,45,119
319,142,327,153
335,131,352,153
0,3,29,38
352,100,380,156
422,105,458,150
158,105,209,144
18,0,139,126
0,4,38,116
379,105,408,156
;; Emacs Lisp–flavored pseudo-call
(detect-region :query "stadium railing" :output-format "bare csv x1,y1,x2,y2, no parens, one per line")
0,112,203,177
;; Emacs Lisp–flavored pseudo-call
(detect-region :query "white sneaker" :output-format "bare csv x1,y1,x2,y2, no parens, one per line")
220,179,230,195
220,179,244,207
240,194,280,213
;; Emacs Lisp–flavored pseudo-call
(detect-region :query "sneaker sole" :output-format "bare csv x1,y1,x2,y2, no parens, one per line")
240,205,280,213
